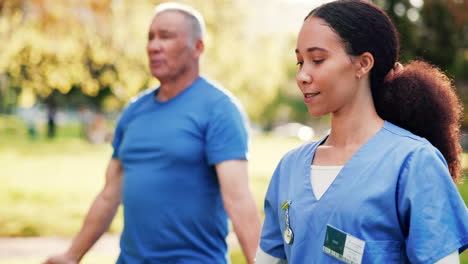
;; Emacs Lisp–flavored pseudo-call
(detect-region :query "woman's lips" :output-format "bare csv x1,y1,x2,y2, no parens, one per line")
304,92,320,102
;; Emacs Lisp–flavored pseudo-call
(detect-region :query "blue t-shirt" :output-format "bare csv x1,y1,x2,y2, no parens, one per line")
112,77,249,264
260,121,468,264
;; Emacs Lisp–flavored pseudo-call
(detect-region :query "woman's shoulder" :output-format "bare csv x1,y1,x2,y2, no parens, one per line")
382,121,446,164
382,121,432,148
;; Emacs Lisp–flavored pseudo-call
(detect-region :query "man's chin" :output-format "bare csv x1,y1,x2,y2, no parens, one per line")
151,70,169,80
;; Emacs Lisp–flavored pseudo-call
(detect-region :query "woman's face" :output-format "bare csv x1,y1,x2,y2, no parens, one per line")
296,16,360,117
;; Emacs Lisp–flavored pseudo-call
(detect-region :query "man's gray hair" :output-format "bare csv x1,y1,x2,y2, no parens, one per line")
154,2,206,40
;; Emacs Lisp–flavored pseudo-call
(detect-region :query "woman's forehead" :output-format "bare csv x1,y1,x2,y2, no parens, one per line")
296,17,345,53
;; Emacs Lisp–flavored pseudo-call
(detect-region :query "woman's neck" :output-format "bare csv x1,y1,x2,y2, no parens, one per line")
325,89,384,148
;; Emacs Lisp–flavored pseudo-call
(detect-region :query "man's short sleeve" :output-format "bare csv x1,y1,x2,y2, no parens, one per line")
111,102,136,159
111,114,124,159
397,144,468,264
205,97,249,165
260,162,287,260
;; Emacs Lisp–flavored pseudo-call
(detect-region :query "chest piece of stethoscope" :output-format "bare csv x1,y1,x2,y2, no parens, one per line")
281,200,294,245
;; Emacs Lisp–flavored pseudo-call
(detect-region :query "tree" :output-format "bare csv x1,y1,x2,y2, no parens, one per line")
376,0,468,128
0,0,158,114
0,0,291,127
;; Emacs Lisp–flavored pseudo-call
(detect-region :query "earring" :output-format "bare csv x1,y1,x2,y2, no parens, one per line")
357,75,361,80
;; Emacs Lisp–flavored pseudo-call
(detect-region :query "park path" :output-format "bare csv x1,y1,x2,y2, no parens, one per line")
0,233,120,261
0,233,239,261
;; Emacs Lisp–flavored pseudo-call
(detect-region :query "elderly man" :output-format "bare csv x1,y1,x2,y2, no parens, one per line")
44,3,260,264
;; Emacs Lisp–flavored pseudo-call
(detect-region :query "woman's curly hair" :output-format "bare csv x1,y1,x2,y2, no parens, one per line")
378,61,463,182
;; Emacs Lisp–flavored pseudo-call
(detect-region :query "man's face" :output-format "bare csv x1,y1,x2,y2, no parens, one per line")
147,11,199,82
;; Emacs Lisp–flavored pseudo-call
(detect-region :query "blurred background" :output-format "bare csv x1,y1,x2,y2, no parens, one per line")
0,0,467,263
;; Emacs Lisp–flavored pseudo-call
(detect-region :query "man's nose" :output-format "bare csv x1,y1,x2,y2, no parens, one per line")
147,39,162,53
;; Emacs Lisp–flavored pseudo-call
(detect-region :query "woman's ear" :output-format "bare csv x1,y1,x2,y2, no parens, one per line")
355,52,374,79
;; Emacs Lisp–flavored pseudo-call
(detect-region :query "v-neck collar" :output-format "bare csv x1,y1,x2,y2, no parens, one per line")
280,122,389,246
304,121,388,202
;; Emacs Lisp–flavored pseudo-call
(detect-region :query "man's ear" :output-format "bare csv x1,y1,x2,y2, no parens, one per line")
355,52,374,79
193,38,204,58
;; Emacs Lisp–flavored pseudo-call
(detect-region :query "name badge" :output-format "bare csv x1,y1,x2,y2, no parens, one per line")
323,225,365,264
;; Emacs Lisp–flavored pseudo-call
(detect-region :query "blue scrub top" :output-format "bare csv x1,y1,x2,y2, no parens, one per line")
260,121,468,264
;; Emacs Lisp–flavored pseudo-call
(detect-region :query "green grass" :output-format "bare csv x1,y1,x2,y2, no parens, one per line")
1,115,467,263
248,133,304,209
0,117,304,264
0,138,121,236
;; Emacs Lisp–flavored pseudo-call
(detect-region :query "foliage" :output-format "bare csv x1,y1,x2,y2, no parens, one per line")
375,0,467,76
375,0,468,128
0,0,292,125
0,0,466,128
0,0,156,112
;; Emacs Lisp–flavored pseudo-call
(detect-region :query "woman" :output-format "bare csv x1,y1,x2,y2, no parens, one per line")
257,1,468,263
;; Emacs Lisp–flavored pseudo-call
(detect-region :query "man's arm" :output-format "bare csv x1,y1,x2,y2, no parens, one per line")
43,158,123,264
216,159,261,264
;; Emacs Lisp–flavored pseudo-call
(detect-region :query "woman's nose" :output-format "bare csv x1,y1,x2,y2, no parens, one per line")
297,68,312,85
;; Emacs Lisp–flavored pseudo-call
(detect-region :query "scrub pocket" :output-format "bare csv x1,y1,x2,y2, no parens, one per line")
362,240,405,263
